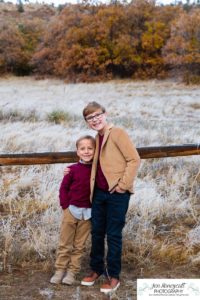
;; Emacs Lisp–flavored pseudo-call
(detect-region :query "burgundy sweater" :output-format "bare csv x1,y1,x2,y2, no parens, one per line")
59,162,92,209
95,134,109,191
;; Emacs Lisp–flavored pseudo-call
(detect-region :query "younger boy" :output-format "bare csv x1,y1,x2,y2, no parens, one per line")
80,102,141,294
50,135,95,285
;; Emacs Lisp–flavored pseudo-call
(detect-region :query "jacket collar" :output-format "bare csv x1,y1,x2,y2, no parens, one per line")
98,123,113,149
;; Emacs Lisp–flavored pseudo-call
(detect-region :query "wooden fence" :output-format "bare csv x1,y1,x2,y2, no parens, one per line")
0,144,199,166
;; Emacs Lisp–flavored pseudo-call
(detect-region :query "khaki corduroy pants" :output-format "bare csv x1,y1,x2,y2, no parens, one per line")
55,208,91,273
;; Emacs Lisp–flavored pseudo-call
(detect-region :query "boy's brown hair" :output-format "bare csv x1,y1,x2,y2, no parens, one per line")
76,135,96,149
83,101,106,119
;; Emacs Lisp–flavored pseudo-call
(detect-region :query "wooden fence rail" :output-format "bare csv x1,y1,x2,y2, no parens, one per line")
0,144,199,166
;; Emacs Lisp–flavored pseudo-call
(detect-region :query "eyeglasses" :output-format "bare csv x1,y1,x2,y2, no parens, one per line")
85,112,104,123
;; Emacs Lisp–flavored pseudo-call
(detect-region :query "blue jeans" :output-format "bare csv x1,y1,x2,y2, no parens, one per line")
90,188,130,279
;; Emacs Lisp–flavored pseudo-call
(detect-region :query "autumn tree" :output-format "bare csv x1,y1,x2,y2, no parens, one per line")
2,1,200,82
32,2,159,81
0,24,27,74
163,9,200,82
137,4,182,77
17,0,24,13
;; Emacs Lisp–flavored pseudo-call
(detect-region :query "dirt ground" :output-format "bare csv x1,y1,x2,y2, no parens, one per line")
0,263,199,300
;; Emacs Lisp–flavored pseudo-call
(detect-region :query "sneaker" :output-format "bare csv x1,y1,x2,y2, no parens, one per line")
100,278,120,294
81,271,100,286
62,271,75,285
50,270,65,284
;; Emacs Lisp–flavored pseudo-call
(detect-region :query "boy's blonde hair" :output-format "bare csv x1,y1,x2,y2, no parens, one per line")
76,135,96,149
83,101,106,119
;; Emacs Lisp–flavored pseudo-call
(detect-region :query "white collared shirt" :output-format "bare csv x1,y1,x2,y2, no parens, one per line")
69,205,91,220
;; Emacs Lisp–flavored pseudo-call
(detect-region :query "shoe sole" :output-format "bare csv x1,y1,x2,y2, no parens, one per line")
50,280,62,284
62,281,74,285
81,280,95,286
100,282,120,294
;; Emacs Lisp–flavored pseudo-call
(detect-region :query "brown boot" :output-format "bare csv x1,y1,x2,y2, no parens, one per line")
81,271,100,286
100,277,120,294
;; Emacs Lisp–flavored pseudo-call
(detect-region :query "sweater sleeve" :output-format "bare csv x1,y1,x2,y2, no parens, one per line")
59,168,73,209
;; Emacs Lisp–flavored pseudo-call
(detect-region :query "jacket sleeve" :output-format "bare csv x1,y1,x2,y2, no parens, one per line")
59,168,73,209
115,128,141,191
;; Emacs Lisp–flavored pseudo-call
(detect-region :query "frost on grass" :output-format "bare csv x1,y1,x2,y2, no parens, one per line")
0,77,200,270
39,288,54,299
123,159,200,266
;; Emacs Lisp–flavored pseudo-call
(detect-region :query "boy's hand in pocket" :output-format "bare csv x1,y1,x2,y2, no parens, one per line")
110,185,126,194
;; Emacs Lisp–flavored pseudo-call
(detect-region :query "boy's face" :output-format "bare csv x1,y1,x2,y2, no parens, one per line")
77,139,95,163
85,109,107,132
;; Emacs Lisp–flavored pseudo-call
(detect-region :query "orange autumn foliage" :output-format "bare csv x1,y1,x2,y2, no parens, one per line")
1,1,200,82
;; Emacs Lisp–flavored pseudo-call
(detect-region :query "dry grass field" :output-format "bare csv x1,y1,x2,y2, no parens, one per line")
0,76,200,299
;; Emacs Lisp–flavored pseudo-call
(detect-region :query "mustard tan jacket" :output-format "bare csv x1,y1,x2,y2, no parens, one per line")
90,124,141,201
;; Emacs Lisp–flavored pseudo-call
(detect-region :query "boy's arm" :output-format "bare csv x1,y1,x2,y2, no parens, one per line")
59,168,73,209
114,128,141,192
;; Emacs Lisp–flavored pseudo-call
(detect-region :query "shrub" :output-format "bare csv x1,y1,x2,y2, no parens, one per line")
0,109,39,122
183,74,200,85
47,110,73,124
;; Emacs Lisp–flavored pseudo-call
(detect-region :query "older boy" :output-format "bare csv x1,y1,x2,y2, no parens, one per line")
80,102,141,294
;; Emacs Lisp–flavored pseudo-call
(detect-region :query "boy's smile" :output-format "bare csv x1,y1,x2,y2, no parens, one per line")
77,139,95,163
